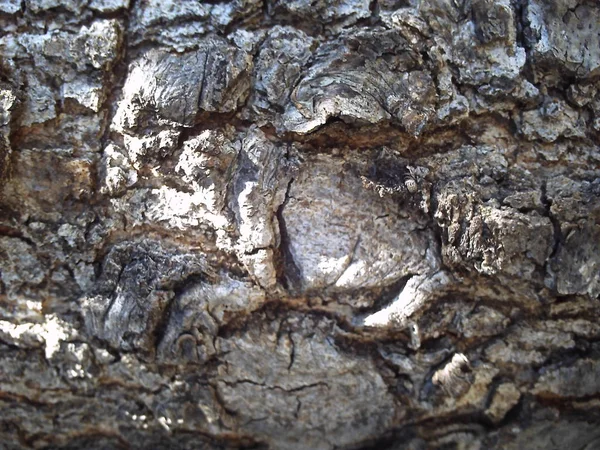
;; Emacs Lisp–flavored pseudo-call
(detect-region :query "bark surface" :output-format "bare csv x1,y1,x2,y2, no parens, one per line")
1,1,599,449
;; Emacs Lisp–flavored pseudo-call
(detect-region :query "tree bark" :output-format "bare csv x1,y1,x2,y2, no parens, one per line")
1,1,599,449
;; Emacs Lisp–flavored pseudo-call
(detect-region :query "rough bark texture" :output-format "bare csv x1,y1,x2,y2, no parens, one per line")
1,1,599,449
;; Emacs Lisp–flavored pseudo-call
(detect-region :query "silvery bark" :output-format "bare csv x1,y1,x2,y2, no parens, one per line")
1,1,599,449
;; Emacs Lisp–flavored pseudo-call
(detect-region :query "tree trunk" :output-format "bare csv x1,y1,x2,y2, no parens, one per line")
1,1,599,449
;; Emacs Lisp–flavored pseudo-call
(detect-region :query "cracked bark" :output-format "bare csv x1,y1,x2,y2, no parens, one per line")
1,1,600,449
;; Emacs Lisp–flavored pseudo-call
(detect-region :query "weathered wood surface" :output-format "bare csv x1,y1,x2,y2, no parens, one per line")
0,1,599,449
